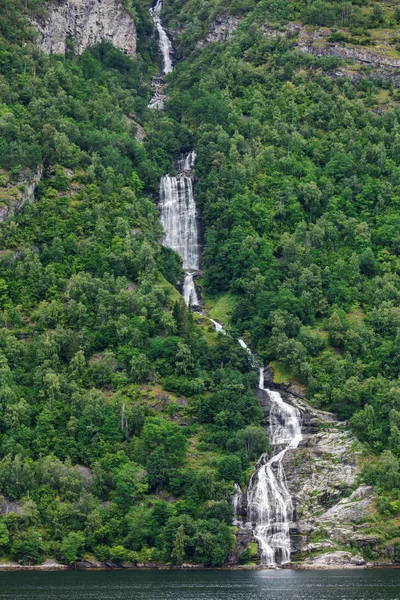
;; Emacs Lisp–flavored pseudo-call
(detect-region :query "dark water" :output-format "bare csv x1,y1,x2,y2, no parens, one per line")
0,569,399,600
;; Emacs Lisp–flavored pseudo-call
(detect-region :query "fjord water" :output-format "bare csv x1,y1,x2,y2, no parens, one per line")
0,570,399,600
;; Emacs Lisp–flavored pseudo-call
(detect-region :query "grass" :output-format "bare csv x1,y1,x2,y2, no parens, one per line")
269,361,294,383
269,360,306,391
193,312,220,346
204,292,237,324
346,307,365,325
159,275,182,307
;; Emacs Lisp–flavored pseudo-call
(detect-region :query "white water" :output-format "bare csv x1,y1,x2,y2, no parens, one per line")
150,0,173,75
244,368,302,565
150,0,302,566
210,323,302,565
159,153,201,306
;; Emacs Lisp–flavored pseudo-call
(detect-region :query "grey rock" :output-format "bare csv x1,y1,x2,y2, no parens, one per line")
303,551,366,568
196,14,241,48
31,0,136,57
0,166,43,223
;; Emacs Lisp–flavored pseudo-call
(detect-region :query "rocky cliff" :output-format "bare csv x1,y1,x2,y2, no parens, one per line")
196,14,241,48
0,167,43,223
197,16,400,74
232,378,385,568
32,0,136,57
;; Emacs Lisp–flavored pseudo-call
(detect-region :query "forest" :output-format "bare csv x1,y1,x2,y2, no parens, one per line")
0,0,399,566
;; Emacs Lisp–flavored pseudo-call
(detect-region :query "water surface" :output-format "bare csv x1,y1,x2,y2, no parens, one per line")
0,569,399,600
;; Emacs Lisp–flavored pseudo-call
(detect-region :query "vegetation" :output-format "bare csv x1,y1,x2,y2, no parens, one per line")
0,0,268,567
160,0,400,527
1,0,400,567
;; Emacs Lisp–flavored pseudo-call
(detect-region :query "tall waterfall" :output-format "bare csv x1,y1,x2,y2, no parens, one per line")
150,0,302,567
159,152,201,306
243,368,302,565
150,0,173,74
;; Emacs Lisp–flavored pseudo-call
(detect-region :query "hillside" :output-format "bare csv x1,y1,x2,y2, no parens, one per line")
0,0,399,568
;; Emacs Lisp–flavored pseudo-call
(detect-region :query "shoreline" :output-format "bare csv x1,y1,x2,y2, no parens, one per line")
0,562,398,572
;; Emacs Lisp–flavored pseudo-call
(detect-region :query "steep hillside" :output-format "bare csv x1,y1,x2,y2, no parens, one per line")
0,0,399,569
156,0,400,563
0,0,267,568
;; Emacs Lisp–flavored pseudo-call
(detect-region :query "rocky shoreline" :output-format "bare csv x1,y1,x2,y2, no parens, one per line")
0,560,397,571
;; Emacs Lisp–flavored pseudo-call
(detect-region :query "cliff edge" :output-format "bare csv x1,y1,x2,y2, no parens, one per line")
31,0,136,57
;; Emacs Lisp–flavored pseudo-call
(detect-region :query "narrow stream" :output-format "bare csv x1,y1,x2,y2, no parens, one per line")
151,1,303,566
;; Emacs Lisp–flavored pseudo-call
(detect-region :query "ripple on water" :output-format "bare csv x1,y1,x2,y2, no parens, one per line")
0,569,399,600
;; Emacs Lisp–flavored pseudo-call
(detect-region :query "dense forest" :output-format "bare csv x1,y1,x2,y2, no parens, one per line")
0,0,399,567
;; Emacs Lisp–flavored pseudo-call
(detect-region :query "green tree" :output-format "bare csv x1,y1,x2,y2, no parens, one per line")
61,532,85,564
171,524,185,565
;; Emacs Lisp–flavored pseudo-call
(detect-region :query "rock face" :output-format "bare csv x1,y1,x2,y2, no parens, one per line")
32,0,136,57
268,386,376,565
0,167,43,223
197,17,400,73
300,551,367,569
196,14,241,48
233,381,379,567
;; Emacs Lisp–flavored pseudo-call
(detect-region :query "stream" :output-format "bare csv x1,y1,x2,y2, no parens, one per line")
151,1,304,567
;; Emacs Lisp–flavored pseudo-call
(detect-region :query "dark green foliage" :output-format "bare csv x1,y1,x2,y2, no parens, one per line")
2,0,400,566
0,0,266,566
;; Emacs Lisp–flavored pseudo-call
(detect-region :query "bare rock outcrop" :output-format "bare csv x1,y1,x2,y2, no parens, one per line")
196,14,241,48
32,0,136,57
0,167,43,223
237,381,378,566
274,387,377,562
300,551,367,569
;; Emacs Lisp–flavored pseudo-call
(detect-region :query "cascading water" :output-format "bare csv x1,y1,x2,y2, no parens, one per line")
243,369,302,565
149,0,173,109
158,153,201,306
150,0,173,74
150,6,201,304
150,0,302,566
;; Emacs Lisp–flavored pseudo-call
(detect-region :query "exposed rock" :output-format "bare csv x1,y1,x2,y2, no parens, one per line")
243,381,377,566
0,167,43,223
149,76,168,110
301,540,335,552
301,551,366,568
75,558,102,569
196,14,241,48
31,0,136,57
125,114,146,141
77,465,93,480
297,28,400,68
227,525,255,565
329,527,353,543
0,560,68,570
0,499,21,515
260,22,400,70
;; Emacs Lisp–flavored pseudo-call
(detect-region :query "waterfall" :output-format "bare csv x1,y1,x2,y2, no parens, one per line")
150,0,301,566
150,0,173,75
211,323,302,566
159,154,201,306
242,368,302,565
150,1,200,305
149,0,173,109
